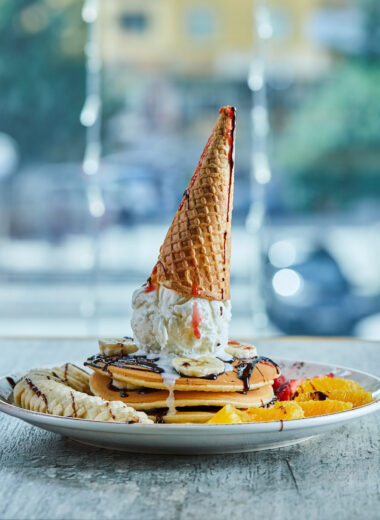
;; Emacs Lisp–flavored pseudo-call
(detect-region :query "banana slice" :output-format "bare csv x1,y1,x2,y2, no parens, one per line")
172,356,225,378
98,337,138,356
225,341,257,359
111,378,142,391
13,365,152,424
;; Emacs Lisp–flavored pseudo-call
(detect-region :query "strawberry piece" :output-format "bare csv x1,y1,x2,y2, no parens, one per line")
273,372,334,401
273,375,287,392
276,378,305,401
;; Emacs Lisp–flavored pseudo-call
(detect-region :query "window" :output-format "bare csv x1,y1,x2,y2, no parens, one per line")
186,7,216,40
120,12,149,33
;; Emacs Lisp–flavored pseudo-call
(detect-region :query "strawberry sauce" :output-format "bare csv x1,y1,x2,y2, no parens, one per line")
144,283,156,293
223,106,236,223
192,281,200,296
192,301,202,339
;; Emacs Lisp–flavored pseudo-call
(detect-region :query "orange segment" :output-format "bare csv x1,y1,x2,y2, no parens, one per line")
295,389,374,407
234,408,251,422
246,401,304,421
297,400,352,417
207,404,243,424
296,377,361,395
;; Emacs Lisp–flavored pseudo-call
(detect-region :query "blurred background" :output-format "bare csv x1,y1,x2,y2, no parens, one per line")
1,0,380,339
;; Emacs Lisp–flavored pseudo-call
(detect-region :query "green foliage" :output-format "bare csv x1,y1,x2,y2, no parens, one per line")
0,0,86,162
275,60,380,212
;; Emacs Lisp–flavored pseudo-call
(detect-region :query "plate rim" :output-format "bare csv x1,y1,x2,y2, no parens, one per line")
1,357,379,434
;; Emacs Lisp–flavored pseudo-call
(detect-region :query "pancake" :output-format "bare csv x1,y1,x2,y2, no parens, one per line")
153,411,215,424
85,354,280,393
90,371,275,410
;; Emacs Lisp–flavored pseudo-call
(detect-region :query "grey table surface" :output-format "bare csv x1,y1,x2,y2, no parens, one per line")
0,336,379,520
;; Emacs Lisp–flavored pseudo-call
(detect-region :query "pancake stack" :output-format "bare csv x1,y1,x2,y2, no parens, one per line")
85,339,280,423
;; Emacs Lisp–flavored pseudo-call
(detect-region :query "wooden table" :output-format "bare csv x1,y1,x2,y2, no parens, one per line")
0,337,379,520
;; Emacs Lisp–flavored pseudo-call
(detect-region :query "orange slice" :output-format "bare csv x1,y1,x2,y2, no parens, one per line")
295,389,373,407
246,401,304,421
297,400,352,417
207,404,244,424
296,377,361,395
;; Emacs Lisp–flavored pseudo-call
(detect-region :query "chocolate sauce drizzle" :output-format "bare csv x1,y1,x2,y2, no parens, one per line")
107,379,159,398
6,377,16,389
25,378,50,413
310,391,328,401
70,391,77,417
87,353,226,381
183,189,191,227
85,354,164,375
87,352,279,397
105,401,116,421
235,356,280,393
263,397,277,408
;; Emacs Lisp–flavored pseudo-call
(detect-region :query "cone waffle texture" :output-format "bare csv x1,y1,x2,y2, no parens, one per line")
153,106,236,301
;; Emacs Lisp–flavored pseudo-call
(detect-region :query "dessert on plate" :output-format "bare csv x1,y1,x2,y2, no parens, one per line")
84,106,280,422
10,107,374,425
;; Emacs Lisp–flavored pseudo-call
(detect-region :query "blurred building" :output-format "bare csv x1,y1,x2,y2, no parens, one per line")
100,0,330,79
1,0,380,339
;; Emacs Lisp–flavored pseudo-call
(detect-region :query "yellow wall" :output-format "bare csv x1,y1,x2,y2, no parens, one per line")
100,0,330,77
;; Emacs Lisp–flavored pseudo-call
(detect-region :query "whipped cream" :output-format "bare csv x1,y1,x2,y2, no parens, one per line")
131,285,231,357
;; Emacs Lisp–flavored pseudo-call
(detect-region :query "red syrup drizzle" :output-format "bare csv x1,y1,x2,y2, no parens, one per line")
223,231,227,265
144,282,156,293
223,106,236,223
228,340,240,345
192,281,200,296
144,264,158,293
192,301,202,339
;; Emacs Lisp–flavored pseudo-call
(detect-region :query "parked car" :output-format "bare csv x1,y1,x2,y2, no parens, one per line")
264,240,380,335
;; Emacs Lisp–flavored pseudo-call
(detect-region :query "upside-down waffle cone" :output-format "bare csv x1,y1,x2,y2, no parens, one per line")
151,106,236,301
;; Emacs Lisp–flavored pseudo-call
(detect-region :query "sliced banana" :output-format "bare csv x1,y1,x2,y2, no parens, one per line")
172,356,225,378
98,337,138,356
225,341,257,359
111,378,142,391
13,365,152,424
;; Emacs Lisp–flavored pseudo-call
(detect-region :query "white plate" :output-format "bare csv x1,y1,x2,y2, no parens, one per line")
1,358,379,454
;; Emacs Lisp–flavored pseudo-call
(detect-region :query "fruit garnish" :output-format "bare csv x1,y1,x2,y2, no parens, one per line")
273,372,335,400
207,404,244,424
275,379,305,401
246,401,304,421
172,356,224,378
295,389,374,407
296,376,361,395
207,375,370,424
297,400,352,417
272,375,287,392
225,342,257,359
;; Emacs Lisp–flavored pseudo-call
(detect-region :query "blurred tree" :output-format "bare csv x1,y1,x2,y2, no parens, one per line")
0,0,85,162
275,0,380,212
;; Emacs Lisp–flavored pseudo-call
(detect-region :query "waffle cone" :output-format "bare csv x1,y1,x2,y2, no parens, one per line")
151,106,236,301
